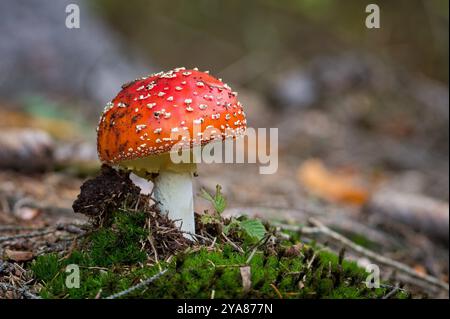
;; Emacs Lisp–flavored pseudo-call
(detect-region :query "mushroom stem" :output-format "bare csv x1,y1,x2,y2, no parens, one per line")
152,170,195,239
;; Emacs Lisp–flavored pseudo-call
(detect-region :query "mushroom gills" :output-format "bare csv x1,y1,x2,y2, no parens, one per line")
123,152,197,176
152,169,195,239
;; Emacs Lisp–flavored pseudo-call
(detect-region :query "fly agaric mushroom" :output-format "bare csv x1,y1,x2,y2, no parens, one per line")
97,67,247,238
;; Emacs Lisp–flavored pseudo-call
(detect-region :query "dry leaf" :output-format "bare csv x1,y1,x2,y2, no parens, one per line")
413,265,427,276
297,159,369,205
240,266,252,293
5,249,34,262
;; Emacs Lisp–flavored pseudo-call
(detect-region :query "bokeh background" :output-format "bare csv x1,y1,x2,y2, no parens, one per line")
0,0,448,297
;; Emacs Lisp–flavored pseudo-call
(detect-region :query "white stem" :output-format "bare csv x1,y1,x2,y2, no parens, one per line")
152,170,195,239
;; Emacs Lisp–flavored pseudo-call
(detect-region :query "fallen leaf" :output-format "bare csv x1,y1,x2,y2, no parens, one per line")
240,266,252,293
297,159,370,205
5,249,34,262
413,265,427,276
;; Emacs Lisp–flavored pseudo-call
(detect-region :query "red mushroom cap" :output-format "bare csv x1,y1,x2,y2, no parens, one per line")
97,67,247,165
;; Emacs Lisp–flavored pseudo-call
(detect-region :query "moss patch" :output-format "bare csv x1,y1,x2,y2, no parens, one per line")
29,209,408,299
88,211,148,267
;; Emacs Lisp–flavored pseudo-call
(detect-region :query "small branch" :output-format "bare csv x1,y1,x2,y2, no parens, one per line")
146,219,161,271
269,283,283,299
382,284,400,299
245,246,258,264
221,232,244,253
209,237,217,249
105,269,168,299
308,217,449,292
245,235,271,264
0,225,43,232
272,222,321,235
0,229,56,243
0,223,87,244
181,231,213,243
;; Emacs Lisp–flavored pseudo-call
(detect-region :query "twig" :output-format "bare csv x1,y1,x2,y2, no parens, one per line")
380,283,407,293
382,284,400,299
0,283,41,299
270,283,283,299
79,266,109,271
181,231,213,243
105,268,168,299
245,235,271,264
95,289,103,299
56,223,87,234
0,229,56,243
209,237,217,249
306,252,317,270
221,232,244,253
272,222,321,235
245,246,258,265
0,223,87,245
0,225,43,232
147,219,161,271
308,217,449,292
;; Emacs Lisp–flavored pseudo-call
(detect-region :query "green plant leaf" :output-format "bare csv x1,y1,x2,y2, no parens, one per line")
200,213,217,225
199,185,226,215
199,188,215,203
223,218,240,235
239,219,267,241
213,186,226,214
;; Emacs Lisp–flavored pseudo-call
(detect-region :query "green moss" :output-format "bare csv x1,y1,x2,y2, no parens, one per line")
87,210,148,267
32,247,405,299
31,254,61,283
29,209,408,299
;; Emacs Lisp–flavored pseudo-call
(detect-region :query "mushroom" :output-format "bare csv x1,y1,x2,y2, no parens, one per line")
97,67,247,238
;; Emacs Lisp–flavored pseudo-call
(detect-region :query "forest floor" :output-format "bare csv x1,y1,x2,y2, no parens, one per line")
0,53,449,299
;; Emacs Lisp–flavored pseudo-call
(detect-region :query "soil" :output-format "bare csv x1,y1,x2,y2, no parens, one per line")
72,165,141,223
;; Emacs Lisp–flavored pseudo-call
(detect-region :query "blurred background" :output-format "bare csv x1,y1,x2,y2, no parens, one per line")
0,0,448,297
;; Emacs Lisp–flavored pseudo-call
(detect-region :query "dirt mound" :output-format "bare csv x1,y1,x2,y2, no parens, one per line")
72,165,140,223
